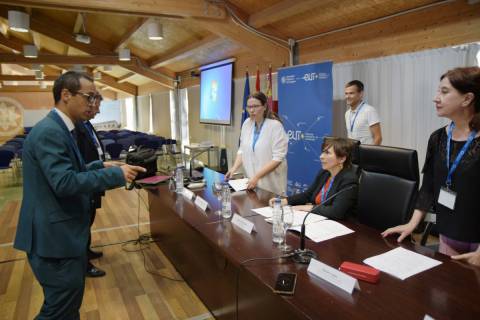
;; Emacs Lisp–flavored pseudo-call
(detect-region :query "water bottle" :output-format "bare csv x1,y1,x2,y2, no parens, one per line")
175,165,184,194
221,183,232,219
272,197,283,244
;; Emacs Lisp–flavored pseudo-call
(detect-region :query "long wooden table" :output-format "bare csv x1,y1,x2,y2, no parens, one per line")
148,168,480,319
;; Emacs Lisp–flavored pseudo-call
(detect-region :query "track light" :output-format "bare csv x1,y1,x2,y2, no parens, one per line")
119,48,131,61
94,71,102,80
103,65,112,71
147,22,163,40
23,45,38,58
31,64,43,71
35,71,44,80
8,10,29,32
39,81,47,89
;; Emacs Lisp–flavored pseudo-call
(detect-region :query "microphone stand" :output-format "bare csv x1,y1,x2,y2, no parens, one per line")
292,185,356,264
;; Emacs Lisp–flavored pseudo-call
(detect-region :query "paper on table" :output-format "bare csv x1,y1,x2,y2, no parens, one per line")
363,247,442,280
251,207,327,226
290,220,354,243
228,178,249,191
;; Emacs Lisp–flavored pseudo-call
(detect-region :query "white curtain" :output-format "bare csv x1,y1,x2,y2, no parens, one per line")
332,43,480,170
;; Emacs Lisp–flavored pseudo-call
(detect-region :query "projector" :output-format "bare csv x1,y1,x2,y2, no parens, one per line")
75,33,91,44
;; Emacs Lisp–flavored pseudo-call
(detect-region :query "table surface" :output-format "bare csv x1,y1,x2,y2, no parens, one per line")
147,168,480,320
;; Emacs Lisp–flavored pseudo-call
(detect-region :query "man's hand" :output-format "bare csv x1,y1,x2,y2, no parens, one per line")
104,161,124,168
120,165,146,183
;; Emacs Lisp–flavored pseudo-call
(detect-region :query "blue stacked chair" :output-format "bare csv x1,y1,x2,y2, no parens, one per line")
134,137,149,147
101,139,116,148
0,150,15,170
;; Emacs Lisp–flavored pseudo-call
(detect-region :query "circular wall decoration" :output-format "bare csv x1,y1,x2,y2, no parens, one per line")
0,97,24,137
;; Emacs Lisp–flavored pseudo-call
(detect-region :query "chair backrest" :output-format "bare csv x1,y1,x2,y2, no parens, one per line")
357,145,419,230
106,143,124,160
0,150,15,168
0,144,17,153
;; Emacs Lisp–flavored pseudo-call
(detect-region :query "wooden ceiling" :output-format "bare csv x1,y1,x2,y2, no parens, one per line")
0,0,478,98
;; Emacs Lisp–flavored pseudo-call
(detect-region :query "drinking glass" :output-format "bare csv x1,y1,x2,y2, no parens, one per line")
212,180,223,216
279,205,294,252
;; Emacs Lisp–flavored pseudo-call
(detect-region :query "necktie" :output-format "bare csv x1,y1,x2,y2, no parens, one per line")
84,122,99,147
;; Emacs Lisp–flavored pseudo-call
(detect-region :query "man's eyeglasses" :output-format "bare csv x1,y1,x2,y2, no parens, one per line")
76,92,103,104
247,104,263,109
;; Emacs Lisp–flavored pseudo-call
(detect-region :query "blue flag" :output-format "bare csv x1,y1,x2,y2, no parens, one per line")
241,70,250,124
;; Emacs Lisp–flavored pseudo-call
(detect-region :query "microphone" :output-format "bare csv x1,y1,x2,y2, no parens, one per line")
292,184,356,264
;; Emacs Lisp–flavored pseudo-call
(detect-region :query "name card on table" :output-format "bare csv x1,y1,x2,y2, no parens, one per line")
182,188,195,200
231,214,255,234
307,258,360,295
194,196,209,212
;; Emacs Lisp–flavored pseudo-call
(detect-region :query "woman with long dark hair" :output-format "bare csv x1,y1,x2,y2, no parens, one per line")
382,67,480,267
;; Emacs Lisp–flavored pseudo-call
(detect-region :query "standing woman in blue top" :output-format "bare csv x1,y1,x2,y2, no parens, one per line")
382,67,480,267
226,91,288,195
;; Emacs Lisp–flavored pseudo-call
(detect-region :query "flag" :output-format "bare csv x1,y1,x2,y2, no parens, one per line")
255,65,260,92
266,64,273,111
241,69,250,125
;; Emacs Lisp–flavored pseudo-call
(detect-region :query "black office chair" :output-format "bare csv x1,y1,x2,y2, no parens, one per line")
357,145,419,230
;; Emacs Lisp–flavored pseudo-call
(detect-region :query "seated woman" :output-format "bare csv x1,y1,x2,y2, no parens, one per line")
270,137,358,220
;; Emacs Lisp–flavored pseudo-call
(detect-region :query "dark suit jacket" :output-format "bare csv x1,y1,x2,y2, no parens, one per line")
14,110,125,258
75,121,105,209
287,167,358,220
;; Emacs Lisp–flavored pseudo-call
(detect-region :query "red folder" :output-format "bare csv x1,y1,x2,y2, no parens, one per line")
339,262,380,283
136,175,171,185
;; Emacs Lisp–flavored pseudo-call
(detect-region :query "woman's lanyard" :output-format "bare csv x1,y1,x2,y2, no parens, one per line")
252,120,265,151
349,101,366,133
320,176,335,203
446,122,477,189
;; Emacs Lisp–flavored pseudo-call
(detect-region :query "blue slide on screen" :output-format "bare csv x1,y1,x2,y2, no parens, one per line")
200,62,233,125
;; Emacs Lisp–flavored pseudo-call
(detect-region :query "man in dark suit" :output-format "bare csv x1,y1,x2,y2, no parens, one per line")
75,92,109,277
14,71,145,319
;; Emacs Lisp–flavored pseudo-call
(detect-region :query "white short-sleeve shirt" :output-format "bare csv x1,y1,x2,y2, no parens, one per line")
344,102,380,144
238,118,288,195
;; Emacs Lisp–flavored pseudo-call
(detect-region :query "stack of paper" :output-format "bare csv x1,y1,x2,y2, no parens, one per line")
228,178,249,191
363,247,442,280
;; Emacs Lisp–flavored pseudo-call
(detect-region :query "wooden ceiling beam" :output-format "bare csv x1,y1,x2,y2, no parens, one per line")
0,34,139,95
114,17,148,52
84,67,137,96
0,74,57,81
191,18,289,64
0,0,226,19
0,85,51,92
0,8,175,88
0,33,24,53
0,53,133,66
248,0,322,28
117,72,136,83
148,34,222,68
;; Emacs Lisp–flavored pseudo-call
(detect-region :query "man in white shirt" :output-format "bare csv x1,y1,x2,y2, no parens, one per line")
344,80,382,145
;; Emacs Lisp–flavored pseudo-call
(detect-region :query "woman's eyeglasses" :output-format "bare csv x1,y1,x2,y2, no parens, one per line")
247,104,263,109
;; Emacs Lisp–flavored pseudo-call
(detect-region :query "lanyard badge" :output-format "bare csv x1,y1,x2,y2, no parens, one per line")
439,122,477,210
349,101,366,133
